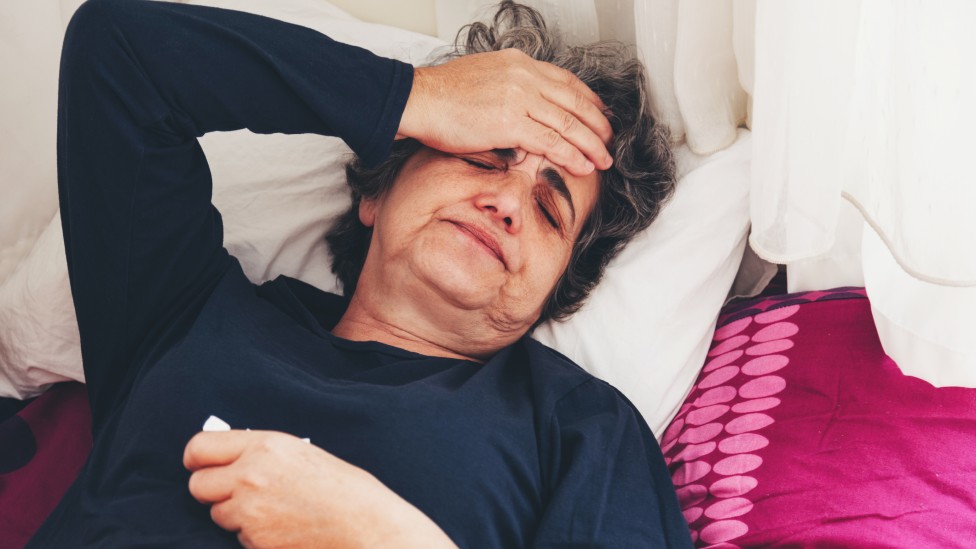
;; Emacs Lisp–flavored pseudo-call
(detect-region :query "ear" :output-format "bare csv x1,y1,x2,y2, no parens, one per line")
358,198,378,228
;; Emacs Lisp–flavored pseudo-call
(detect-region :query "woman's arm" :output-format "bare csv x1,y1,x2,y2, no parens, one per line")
59,0,414,426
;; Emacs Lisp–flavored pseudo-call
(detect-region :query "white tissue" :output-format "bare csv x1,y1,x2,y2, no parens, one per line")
201,414,310,443
202,415,231,432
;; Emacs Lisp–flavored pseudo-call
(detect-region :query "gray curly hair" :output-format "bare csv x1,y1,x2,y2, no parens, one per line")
326,1,675,324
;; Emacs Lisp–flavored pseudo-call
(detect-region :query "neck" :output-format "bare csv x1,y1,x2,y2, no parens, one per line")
331,290,524,362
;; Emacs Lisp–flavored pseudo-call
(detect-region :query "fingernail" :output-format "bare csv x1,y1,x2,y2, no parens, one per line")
584,161,595,173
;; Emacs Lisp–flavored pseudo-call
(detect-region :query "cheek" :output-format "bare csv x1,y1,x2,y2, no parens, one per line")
370,186,436,238
526,243,574,294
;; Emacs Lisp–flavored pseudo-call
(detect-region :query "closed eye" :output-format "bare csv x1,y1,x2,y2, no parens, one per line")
461,157,500,171
540,167,576,229
537,199,559,229
458,149,516,171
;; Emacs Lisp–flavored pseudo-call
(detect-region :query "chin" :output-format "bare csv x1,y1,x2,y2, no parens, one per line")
412,242,499,304
424,267,498,311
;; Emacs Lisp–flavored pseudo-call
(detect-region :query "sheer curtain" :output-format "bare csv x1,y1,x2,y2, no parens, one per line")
748,1,976,385
436,0,976,385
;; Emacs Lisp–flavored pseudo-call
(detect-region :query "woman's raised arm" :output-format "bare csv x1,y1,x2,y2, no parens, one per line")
58,0,414,426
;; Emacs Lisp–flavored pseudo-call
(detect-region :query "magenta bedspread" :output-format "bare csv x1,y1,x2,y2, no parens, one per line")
664,289,976,547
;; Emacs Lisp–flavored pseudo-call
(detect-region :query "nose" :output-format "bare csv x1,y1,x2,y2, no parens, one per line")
474,152,547,233
474,180,524,233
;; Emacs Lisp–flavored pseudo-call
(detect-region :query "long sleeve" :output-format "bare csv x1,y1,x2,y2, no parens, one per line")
57,0,413,427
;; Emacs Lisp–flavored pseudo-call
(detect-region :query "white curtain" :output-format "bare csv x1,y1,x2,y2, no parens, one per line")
435,0,976,385
748,1,976,385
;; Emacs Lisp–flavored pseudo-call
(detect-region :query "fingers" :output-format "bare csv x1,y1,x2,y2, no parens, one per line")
188,465,237,504
535,63,613,144
538,86,613,158
518,59,613,174
183,431,248,471
400,48,614,175
533,64,614,169
527,100,611,174
210,500,244,534
519,121,593,177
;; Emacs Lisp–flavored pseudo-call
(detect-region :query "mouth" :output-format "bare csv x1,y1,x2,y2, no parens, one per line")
448,221,507,269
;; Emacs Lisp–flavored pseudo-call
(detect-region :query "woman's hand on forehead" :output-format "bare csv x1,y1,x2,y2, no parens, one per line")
397,49,613,177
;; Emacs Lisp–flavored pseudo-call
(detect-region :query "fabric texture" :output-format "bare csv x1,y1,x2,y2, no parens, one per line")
0,383,91,549
28,1,691,546
663,288,976,547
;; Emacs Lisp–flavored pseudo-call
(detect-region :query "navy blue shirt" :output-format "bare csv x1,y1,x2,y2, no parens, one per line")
33,0,691,546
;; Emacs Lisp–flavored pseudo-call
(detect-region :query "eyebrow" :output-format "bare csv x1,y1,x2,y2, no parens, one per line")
541,167,577,227
491,149,577,227
492,148,518,162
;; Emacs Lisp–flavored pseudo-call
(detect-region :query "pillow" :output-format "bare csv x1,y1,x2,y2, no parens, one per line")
534,130,753,437
0,0,754,440
0,0,68,285
663,288,976,546
194,0,446,293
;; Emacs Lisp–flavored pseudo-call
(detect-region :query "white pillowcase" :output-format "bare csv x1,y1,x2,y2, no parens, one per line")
0,0,70,286
534,130,752,437
0,0,753,438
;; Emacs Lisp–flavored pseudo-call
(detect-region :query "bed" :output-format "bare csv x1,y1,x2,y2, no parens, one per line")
2,0,974,547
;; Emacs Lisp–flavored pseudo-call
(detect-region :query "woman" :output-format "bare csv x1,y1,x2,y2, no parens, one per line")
33,0,691,546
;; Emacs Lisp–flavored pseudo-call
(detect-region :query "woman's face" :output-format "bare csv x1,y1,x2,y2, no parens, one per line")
357,146,600,336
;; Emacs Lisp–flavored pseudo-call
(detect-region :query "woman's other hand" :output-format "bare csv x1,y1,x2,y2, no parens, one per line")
398,48,613,177
184,430,457,549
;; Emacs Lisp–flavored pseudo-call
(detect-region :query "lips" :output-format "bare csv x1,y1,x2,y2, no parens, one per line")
449,221,507,269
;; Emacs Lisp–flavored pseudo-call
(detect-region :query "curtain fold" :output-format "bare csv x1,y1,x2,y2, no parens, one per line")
634,0,684,141
672,0,747,154
748,0,861,263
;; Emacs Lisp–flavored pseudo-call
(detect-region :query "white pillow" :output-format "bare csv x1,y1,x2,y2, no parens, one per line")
534,130,752,437
192,0,446,295
0,0,753,439
0,0,68,286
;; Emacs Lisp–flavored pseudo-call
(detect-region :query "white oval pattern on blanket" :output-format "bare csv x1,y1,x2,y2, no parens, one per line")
664,303,800,548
